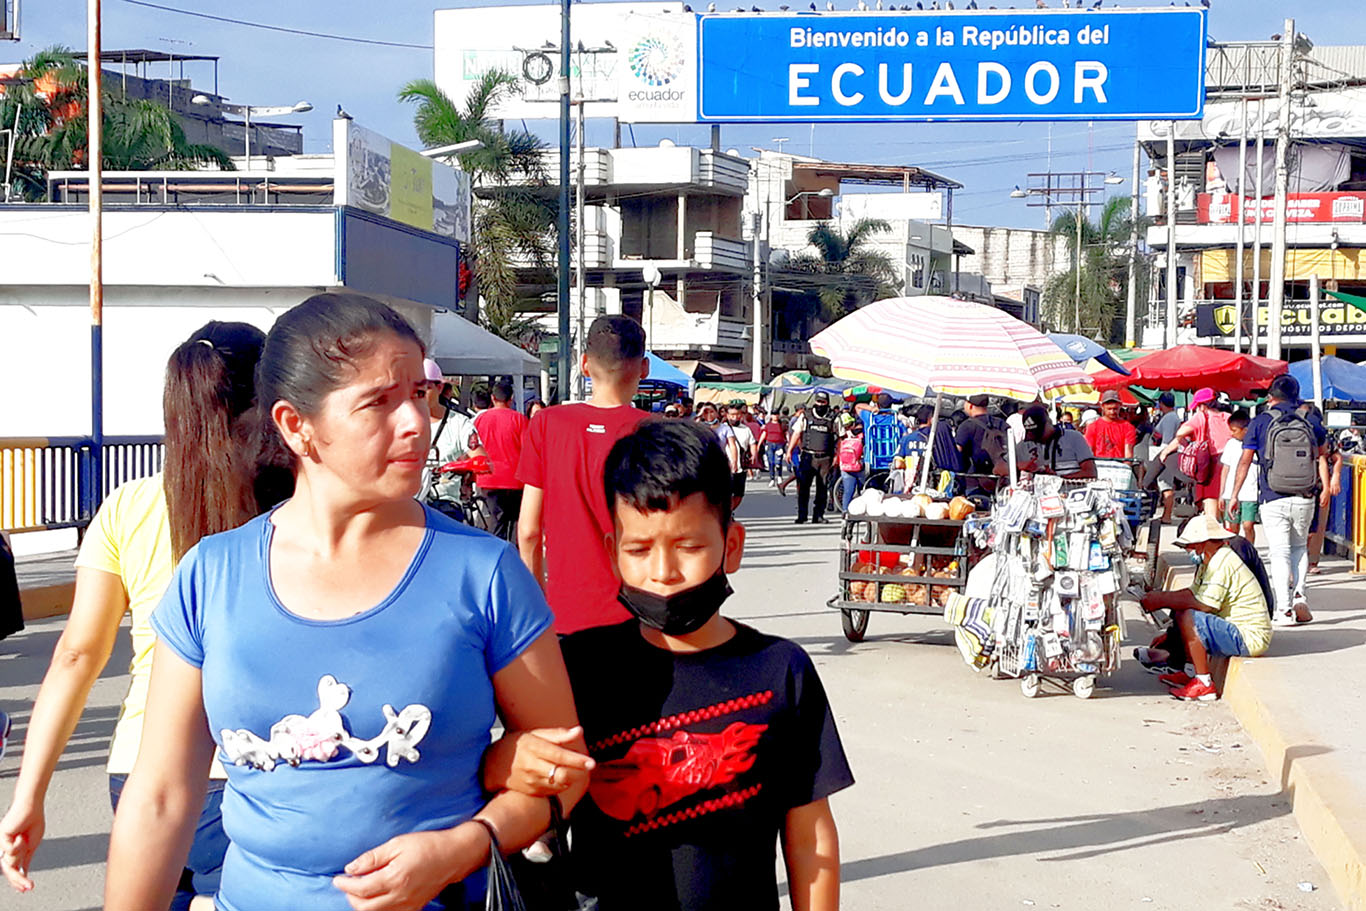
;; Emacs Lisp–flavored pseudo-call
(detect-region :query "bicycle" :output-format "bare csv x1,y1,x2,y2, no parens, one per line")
422,454,495,532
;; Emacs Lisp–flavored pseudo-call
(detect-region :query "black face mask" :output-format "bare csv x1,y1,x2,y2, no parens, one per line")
617,566,733,636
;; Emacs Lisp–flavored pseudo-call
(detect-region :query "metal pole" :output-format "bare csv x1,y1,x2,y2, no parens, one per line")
244,105,251,170
1310,273,1323,413
556,0,572,400
1074,193,1083,333
751,211,763,384
919,392,943,492
88,0,104,507
1125,139,1141,348
1267,21,1296,362
1252,106,1266,357
1233,97,1248,354
574,92,586,400
1165,127,1178,349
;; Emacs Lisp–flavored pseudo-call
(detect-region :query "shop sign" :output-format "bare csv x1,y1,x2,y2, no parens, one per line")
1197,192,1366,225
1195,299,1366,340
333,120,471,243
698,7,1205,122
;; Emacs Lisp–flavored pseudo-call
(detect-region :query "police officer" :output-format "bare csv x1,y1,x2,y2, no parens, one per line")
796,391,838,524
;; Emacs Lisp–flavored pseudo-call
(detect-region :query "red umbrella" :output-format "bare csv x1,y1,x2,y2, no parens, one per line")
1090,345,1287,399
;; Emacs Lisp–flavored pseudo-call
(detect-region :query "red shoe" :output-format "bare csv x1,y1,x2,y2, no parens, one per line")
1171,678,1218,702
1158,671,1191,688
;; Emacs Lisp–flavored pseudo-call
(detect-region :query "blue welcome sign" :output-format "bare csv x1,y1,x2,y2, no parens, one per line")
697,8,1205,122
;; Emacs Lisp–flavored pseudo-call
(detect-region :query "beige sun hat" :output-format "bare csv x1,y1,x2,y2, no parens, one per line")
1173,515,1235,547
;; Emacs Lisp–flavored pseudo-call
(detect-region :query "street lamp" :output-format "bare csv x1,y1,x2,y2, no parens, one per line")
420,139,485,159
192,95,313,170
643,264,662,353
785,186,833,219
1010,174,1124,334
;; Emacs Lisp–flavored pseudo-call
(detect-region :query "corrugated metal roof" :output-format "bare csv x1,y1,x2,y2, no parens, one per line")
1303,46,1366,85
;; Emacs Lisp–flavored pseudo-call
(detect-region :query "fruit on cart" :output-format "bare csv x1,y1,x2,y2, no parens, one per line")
948,496,976,520
910,493,934,514
880,582,907,603
923,501,951,520
906,585,929,606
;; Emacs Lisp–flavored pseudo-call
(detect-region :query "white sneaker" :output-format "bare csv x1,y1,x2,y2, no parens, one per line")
1272,609,1297,628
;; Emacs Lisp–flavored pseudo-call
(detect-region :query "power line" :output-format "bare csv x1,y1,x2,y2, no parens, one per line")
115,0,433,50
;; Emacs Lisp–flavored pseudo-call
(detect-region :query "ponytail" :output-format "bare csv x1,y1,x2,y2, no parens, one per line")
163,322,268,559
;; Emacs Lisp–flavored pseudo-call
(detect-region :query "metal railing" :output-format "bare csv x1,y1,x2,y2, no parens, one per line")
1,436,164,534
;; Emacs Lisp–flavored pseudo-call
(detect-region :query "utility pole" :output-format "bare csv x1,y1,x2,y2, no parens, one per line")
1125,138,1141,348
1251,108,1266,357
1074,195,1083,333
573,90,586,400
1164,128,1178,349
1266,20,1295,362
87,0,104,508
1233,98,1247,354
751,211,763,384
556,0,571,400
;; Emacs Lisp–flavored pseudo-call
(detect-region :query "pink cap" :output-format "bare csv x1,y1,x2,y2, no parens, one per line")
423,358,443,383
1191,387,1216,407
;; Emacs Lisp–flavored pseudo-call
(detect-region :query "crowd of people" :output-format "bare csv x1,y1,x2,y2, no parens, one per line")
0,302,850,911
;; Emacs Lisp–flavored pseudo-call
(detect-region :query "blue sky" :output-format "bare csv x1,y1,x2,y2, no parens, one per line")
7,0,1362,227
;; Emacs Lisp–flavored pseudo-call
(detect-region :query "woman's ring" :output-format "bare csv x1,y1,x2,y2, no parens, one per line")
548,764,559,783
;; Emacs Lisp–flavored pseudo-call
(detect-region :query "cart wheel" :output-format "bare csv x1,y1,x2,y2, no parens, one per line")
841,609,869,643
1020,674,1041,699
1072,676,1096,700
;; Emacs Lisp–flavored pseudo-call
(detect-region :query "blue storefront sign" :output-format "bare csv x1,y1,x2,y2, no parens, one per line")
697,8,1205,123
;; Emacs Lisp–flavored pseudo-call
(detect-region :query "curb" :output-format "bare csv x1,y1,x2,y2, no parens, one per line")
19,582,74,621
1223,655,1366,911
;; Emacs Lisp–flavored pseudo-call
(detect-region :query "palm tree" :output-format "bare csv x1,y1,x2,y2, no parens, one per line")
2,47,232,200
787,218,900,321
1044,196,1145,339
399,72,556,342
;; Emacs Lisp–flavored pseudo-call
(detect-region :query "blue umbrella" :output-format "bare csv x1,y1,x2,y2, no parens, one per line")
1047,333,1131,376
643,352,693,389
1289,356,1366,403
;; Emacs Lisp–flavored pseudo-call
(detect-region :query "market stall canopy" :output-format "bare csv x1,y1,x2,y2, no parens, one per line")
694,382,764,405
770,370,816,387
429,312,540,376
1090,345,1286,399
1327,289,1366,314
809,296,1094,402
1289,356,1366,403
644,353,693,389
1047,333,1131,376
671,359,750,382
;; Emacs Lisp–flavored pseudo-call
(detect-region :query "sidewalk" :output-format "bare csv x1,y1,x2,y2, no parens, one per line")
1153,524,1366,911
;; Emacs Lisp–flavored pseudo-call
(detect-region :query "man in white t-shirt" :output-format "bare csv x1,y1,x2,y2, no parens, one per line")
423,359,478,501
1219,410,1259,544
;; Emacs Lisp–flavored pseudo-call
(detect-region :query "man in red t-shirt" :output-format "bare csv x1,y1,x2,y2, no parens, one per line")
1084,390,1138,460
473,380,530,542
516,315,649,633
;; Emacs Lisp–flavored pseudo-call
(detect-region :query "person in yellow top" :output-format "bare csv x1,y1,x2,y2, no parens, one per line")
0,322,289,910
1141,515,1272,703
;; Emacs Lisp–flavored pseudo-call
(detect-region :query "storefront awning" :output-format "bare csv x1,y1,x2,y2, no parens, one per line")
1199,248,1365,285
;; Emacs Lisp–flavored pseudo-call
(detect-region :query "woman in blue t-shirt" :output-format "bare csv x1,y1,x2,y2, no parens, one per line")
105,293,586,911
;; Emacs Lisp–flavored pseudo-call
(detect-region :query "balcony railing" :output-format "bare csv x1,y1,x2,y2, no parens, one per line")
1,436,164,534
694,233,749,272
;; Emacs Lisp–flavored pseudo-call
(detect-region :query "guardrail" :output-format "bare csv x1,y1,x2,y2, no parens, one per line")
1,436,164,535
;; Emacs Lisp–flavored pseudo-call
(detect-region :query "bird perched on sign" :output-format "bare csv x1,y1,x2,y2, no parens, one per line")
336,105,352,120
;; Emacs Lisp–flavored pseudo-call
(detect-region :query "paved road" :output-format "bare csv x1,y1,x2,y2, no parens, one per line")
0,487,1338,910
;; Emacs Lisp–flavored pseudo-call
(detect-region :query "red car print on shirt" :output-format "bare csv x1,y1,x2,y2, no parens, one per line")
589,721,768,822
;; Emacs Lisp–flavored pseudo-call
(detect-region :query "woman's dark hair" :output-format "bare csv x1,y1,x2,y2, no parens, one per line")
164,321,275,559
604,418,733,530
524,397,545,418
256,292,425,465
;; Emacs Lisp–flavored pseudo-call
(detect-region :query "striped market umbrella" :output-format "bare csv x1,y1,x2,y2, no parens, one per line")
809,296,1095,402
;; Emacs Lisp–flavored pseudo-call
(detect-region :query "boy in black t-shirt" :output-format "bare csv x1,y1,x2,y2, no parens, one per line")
486,418,852,911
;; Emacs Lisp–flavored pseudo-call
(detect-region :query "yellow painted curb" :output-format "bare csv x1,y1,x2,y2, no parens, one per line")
1223,656,1366,911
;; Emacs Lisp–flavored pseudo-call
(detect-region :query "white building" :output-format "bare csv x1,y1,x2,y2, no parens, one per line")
0,132,483,438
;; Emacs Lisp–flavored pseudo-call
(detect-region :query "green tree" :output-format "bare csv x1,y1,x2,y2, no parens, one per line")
1,47,232,200
787,218,900,322
399,71,556,343
1044,196,1146,339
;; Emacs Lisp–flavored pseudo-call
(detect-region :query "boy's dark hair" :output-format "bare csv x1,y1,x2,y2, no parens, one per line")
586,314,646,369
491,381,513,403
604,418,733,530
1229,409,1252,429
915,404,935,425
472,388,493,410
1269,374,1301,402
875,392,894,410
